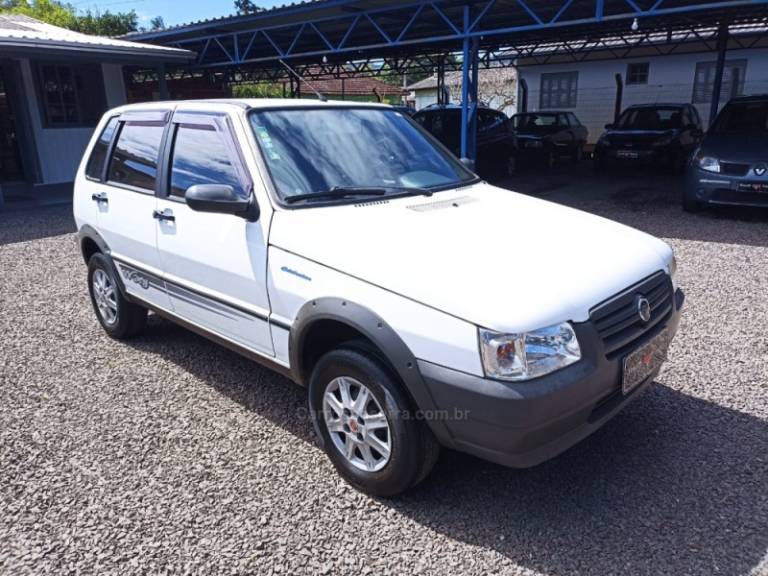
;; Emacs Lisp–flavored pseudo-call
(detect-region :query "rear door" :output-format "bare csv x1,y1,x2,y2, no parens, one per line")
95,109,171,310
154,110,274,355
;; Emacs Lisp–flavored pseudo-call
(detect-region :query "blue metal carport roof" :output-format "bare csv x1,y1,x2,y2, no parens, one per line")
127,0,768,159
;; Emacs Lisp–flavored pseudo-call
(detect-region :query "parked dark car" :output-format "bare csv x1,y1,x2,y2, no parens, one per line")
391,105,416,117
684,95,768,212
594,103,704,172
511,111,588,167
412,105,517,176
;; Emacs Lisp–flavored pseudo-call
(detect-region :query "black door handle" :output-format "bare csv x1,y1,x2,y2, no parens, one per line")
91,192,108,204
152,209,175,222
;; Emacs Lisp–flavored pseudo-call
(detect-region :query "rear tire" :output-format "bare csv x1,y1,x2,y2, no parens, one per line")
87,253,147,339
309,344,439,497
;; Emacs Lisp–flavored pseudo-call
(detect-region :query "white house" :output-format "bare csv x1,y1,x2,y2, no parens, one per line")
0,15,192,207
517,46,768,144
407,68,518,115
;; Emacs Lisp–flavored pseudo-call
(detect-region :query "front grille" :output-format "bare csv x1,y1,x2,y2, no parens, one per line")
720,162,750,176
590,272,673,358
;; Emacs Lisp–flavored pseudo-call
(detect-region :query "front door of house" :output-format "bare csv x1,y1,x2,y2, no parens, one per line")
0,64,24,182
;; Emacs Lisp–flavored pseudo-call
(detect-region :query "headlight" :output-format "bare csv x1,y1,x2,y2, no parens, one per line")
479,322,581,381
695,154,720,173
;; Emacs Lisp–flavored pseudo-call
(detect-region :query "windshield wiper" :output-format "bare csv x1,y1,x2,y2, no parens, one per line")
284,185,428,204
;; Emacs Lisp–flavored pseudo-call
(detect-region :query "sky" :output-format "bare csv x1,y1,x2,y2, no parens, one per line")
72,0,287,28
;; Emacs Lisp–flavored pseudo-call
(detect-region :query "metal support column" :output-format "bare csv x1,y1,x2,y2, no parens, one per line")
460,5,479,162
519,78,528,113
157,64,169,100
437,56,446,105
614,73,624,122
709,20,729,125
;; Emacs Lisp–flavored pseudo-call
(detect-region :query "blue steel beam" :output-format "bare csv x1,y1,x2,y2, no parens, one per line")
133,0,768,69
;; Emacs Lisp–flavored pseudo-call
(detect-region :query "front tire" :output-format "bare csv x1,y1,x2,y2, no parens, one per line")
309,345,439,496
87,253,147,339
683,192,702,213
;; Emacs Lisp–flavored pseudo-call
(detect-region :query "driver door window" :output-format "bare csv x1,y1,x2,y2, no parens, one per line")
169,125,245,198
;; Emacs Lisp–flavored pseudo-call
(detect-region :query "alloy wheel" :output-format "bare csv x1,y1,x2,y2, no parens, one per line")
92,268,118,326
322,376,392,472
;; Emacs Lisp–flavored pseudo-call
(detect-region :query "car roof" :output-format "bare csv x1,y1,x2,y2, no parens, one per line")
107,98,394,116
625,103,687,109
415,103,494,113
513,111,568,115
726,94,768,104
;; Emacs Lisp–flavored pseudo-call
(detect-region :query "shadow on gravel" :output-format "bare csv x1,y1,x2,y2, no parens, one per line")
0,204,76,246
393,384,768,576
127,317,767,576
490,163,768,248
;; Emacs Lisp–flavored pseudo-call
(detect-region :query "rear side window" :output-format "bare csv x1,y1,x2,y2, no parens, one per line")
85,116,118,180
169,125,244,198
107,122,165,192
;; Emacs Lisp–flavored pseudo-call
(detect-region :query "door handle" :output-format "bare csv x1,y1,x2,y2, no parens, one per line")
152,209,175,223
91,192,108,204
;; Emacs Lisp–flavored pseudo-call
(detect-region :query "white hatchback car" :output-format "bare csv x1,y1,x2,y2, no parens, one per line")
74,99,683,496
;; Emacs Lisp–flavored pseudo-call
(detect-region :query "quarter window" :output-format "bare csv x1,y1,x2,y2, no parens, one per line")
540,72,578,109
85,116,119,180
626,63,650,85
169,125,244,198
107,122,165,192
35,62,106,127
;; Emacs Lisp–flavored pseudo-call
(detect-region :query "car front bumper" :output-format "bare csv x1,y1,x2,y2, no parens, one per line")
686,168,768,208
418,288,684,468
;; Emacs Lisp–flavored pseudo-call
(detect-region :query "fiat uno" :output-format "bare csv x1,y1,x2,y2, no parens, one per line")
74,100,683,496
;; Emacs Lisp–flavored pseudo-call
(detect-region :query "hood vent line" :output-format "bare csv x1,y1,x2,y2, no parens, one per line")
407,195,477,212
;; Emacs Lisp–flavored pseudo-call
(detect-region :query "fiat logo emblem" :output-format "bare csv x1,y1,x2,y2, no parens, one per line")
636,296,652,323
755,164,767,176
635,296,651,323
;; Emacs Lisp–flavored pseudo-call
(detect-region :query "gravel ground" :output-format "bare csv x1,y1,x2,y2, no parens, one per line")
1,170,767,576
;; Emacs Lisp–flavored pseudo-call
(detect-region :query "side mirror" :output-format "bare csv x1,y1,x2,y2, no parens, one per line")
185,184,259,222
604,123,615,130
460,157,476,172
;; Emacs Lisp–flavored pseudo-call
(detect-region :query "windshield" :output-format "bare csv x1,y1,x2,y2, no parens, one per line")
712,101,768,135
249,107,476,203
616,107,682,130
512,113,559,129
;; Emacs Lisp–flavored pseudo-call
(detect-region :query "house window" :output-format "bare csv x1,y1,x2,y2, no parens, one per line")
540,72,578,109
35,62,107,127
692,60,747,104
626,62,649,85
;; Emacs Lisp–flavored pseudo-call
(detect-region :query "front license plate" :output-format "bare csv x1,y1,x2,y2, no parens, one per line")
622,328,671,394
737,182,768,193
616,150,639,159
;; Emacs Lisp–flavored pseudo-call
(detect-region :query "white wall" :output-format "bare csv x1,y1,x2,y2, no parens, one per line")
19,59,127,185
518,48,768,143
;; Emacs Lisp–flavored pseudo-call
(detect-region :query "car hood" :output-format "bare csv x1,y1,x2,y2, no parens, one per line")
270,183,672,333
700,132,768,162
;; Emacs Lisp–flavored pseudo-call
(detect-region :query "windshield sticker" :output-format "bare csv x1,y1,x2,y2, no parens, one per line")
255,125,280,160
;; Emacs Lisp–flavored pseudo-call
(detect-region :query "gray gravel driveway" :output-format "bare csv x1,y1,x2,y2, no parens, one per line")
1,172,767,575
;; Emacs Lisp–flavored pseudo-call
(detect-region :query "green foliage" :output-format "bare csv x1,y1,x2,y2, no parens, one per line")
1,0,139,36
234,0,261,15
149,15,165,31
232,83,284,98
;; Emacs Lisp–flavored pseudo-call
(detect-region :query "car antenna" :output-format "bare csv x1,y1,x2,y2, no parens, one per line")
279,59,327,102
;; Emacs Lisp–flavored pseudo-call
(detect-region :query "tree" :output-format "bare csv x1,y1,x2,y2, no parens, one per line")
149,15,165,30
449,68,517,112
1,0,139,36
234,0,261,15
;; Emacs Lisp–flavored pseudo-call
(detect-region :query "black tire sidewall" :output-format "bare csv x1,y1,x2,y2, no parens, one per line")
309,347,423,497
87,253,145,339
